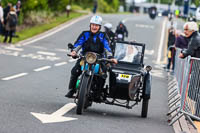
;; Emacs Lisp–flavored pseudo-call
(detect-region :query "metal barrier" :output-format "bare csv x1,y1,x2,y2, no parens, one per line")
167,48,200,129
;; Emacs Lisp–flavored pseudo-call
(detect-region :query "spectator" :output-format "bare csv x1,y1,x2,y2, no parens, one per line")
167,26,176,48
93,0,98,14
179,21,200,58
15,1,21,17
66,4,71,17
0,3,4,36
3,3,12,26
175,31,189,49
167,46,175,71
3,7,17,44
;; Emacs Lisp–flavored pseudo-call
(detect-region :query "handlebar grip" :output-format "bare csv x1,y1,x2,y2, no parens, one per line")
67,53,72,57
67,53,80,59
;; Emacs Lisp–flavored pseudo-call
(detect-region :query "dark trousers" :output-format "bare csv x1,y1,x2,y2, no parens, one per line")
4,30,14,43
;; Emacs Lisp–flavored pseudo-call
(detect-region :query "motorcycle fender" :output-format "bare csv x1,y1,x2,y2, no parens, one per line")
143,72,152,99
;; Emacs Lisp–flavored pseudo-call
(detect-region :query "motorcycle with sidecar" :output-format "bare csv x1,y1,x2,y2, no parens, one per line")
67,41,152,117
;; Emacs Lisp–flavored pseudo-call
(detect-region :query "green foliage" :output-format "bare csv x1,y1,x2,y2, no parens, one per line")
193,0,199,7
21,0,48,13
98,0,119,13
1,0,17,7
111,0,119,12
48,0,70,11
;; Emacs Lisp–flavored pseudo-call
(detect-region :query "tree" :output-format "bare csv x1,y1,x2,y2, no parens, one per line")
48,0,70,11
21,0,48,13
193,0,199,7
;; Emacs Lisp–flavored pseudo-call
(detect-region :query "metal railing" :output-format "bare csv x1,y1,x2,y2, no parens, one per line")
167,48,200,129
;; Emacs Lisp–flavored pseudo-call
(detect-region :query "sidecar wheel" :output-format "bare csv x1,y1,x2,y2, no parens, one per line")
76,75,89,115
141,99,149,118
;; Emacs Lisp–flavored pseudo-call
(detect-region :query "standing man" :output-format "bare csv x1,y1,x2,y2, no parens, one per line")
179,21,200,58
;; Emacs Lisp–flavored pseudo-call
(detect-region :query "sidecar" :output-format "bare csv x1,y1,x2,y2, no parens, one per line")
107,41,152,118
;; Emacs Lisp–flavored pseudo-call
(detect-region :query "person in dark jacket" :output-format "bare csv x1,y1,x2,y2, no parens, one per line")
115,21,128,41
167,27,176,48
65,15,118,98
175,32,189,49
104,23,115,42
3,7,17,44
179,21,200,58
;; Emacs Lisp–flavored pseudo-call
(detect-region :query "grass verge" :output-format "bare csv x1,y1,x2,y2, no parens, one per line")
12,12,86,44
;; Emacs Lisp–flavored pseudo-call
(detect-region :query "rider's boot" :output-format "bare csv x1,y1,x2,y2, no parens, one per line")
65,75,77,98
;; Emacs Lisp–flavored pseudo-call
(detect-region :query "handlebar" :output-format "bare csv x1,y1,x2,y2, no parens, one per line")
67,53,81,59
98,58,113,63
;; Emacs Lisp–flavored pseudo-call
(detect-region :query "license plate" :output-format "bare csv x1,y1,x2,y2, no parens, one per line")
120,74,130,78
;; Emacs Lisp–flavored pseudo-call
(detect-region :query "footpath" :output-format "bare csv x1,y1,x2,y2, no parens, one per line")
164,18,200,133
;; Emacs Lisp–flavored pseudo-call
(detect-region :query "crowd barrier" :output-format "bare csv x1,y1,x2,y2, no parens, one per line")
167,48,200,129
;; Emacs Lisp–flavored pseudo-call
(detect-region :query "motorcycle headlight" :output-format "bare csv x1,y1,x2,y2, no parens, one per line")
85,52,97,64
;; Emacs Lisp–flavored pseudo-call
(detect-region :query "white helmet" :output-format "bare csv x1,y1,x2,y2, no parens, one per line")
90,15,102,26
104,23,112,30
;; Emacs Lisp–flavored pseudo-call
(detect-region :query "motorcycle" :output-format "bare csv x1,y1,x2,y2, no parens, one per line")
67,41,152,117
67,44,114,114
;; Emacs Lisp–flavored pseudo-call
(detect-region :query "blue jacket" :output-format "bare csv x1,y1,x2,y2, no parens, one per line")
73,31,112,57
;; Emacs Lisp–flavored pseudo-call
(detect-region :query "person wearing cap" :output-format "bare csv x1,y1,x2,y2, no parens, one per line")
65,15,117,98
179,21,200,58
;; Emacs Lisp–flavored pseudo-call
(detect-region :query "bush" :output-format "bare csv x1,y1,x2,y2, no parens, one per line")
23,10,55,26
98,0,119,13
71,5,83,11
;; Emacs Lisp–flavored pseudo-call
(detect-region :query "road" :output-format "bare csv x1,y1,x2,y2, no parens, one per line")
0,14,174,133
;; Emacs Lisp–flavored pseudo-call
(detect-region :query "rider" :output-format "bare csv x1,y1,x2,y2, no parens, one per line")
104,23,116,54
65,15,118,98
115,21,128,41
104,23,115,43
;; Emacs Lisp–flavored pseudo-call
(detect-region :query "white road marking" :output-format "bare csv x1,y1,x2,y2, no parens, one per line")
145,50,154,55
28,46,47,50
156,18,167,64
51,103,76,116
37,51,56,56
4,47,24,51
2,73,28,80
135,24,154,29
55,48,68,52
54,62,67,66
31,103,77,124
34,66,51,72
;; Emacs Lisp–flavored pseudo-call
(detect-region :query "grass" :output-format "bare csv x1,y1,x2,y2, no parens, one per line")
11,12,86,44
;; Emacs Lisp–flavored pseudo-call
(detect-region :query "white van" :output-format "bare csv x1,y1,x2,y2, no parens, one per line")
196,7,200,20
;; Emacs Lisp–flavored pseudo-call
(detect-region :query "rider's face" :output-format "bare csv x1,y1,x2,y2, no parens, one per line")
90,23,100,33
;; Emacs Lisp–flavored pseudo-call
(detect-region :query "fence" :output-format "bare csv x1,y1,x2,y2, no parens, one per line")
167,48,200,129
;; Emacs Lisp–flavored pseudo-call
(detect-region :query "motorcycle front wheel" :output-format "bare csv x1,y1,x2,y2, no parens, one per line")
76,74,90,115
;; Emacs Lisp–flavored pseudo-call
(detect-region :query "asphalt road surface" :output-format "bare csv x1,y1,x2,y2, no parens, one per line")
0,14,174,133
